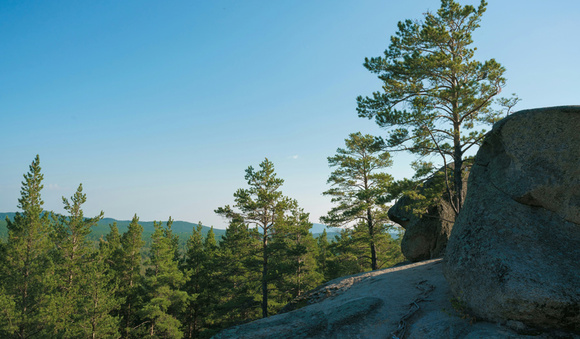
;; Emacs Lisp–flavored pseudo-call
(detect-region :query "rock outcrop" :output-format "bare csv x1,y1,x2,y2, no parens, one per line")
213,260,569,338
444,106,580,333
388,167,468,262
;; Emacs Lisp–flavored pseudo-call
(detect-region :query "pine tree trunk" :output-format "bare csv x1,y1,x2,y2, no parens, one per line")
370,242,377,271
20,266,29,339
367,208,377,270
261,232,268,318
453,148,463,215
453,114,464,215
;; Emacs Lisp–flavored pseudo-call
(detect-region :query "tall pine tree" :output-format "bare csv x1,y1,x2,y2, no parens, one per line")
181,223,205,339
139,219,187,338
356,0,514,214
49,184,106,337
269,206,322,310
215,158,293,318
322,132,394,270
212,218,261,331
0,155,55,338
117,214,145,339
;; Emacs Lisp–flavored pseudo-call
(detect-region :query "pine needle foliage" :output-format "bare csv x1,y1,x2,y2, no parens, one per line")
322,132,394,270
356,0,517,214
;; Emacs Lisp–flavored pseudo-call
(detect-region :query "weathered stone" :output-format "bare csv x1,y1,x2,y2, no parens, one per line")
213,307,328,339
444,106,580,333
214,260,448,338
405,311,540,339
326,297,383,332
388,167,468,262
214,260,571,338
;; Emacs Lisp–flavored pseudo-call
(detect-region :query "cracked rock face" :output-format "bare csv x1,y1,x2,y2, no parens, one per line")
443,106,580,333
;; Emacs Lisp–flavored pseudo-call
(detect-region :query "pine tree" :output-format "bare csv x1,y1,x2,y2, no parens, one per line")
315,230,331,282
326,228,366,279
0,286,18,336
139,219,187,338
117,214,145,339
0,155,55,338
181,223,205,339
101,222,122,273
198,227,220,335
215,158,292,318
180,224,227,338
77,247,122,339
322,132,394,270
164,217,180,262
325,223,405,279
211,218,261,331
356,0,515,214
269,207,322,310
48,184,106,337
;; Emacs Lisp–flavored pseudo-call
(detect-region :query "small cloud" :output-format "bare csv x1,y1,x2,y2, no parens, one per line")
47,184,62,191
291,155,299,159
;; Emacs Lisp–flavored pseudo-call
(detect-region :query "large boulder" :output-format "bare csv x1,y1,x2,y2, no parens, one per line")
444,106,580,333
388,168,468,262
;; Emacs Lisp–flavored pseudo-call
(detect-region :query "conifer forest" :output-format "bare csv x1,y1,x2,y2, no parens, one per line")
0,154,404,338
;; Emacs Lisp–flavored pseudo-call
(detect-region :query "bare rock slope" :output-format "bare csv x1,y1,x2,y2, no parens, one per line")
214,260,558,338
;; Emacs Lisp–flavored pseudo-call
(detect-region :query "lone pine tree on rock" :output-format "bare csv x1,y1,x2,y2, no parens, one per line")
357,0,516,215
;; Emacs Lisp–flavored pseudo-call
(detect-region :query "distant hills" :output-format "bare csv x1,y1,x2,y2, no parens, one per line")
0,213,342,245
96,217,225,239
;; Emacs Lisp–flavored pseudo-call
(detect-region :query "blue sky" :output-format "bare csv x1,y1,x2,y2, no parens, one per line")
1,0,579,228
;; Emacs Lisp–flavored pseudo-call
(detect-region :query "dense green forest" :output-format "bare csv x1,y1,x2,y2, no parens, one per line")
0,156,403,338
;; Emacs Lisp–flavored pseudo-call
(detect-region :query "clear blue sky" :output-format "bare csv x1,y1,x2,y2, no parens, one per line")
1,0,579,228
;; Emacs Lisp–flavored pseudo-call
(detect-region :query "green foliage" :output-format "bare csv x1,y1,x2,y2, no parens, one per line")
322,132,394,270
138,219,188,338
0,214,225,254
211,219,261,333
45,183,121,338
0,155,55,338
325,224,405,280
215,158,295,319
114,214,145,338
0,287,18,335
356,0,516,214
0,155,408,338
269,207,323,311
77,248,122,339
326,228,368,278
215,158,290,231
181,223,204,338
315,230,331,281
180,223,224,338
